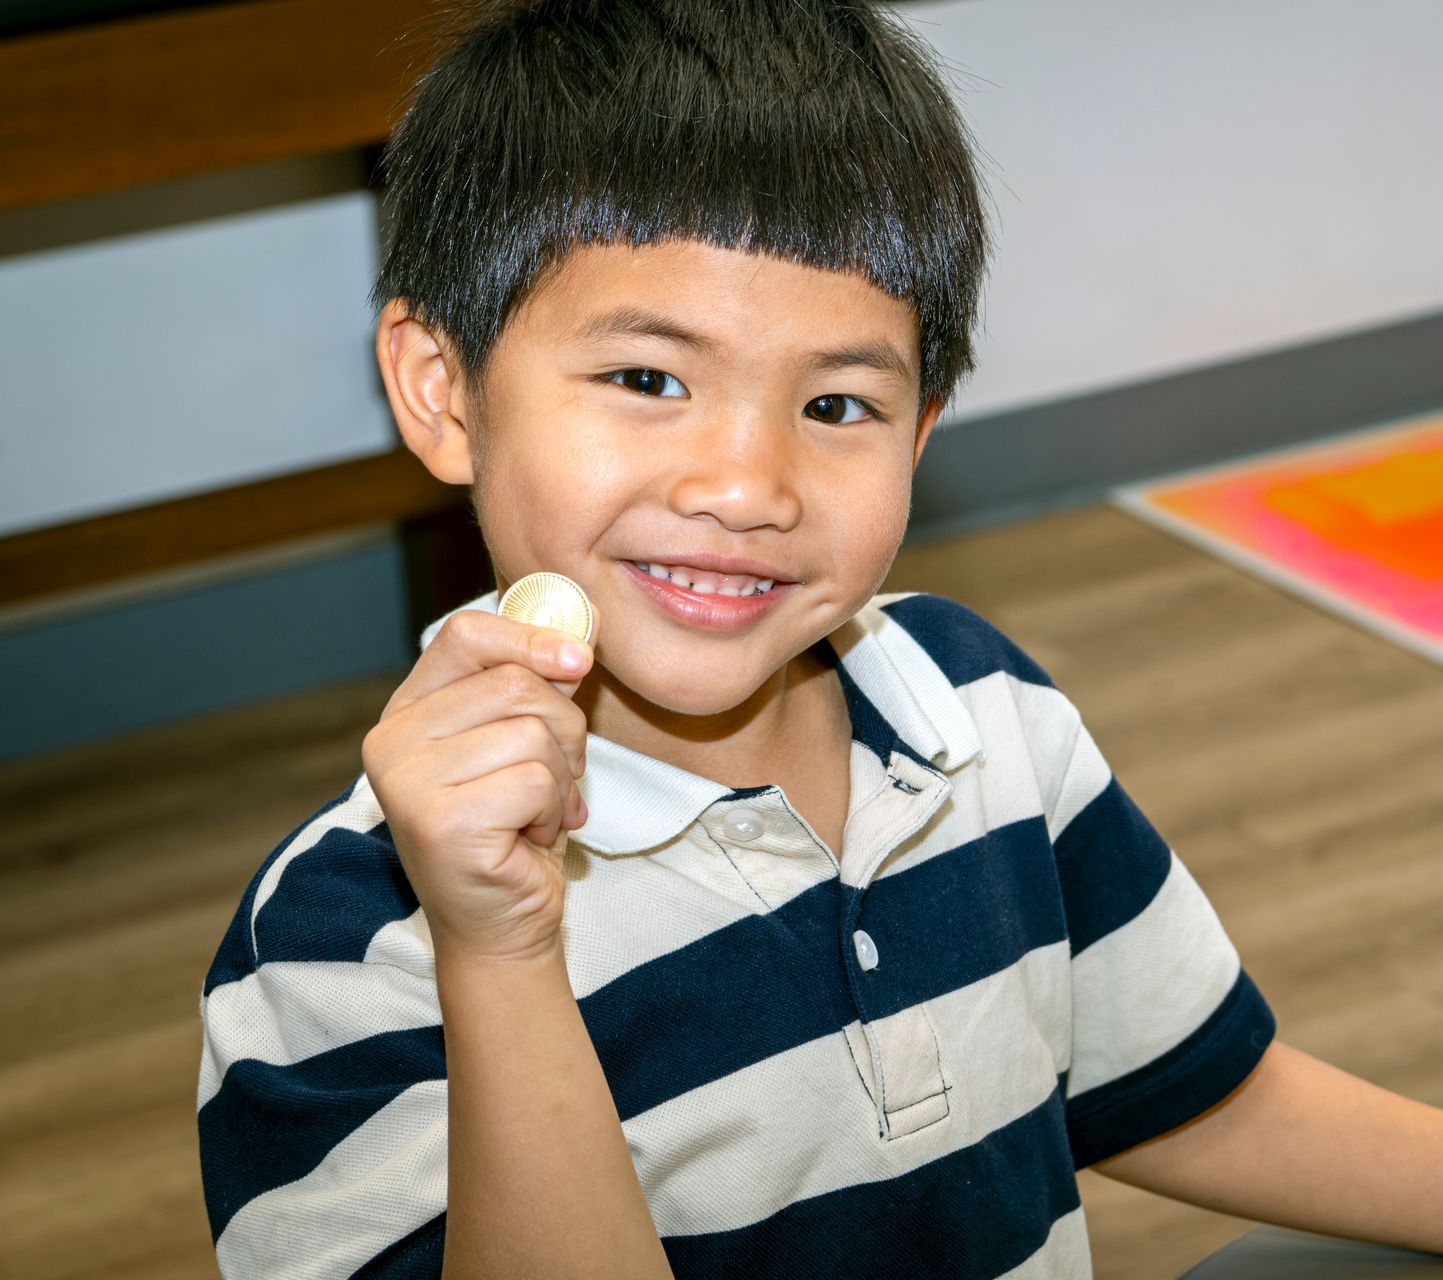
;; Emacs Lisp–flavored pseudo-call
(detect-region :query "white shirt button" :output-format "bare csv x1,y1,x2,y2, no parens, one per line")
720,807,765,843
853,929,879,971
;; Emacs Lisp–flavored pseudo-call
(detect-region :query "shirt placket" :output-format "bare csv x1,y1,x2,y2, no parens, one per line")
840,751,956,1140
700,756,957,1142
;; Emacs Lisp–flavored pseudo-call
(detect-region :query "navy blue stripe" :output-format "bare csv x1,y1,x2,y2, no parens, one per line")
1054,776,1173,956
204,884,265,999
203,786,357,995
585,874,852,1124
881,592,1056,689
251,819,419,965
584,816,1066,1124
349,1213,446,1278
661,1086,1079,1279
199,1024,445,1241
852,815,1067,1020
1066,967,1276,1168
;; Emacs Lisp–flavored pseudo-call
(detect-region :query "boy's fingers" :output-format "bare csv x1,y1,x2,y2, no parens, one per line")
383,665,589,778
381,609,592,717
427,715,577,801
522,779,586,854
440,759,567,854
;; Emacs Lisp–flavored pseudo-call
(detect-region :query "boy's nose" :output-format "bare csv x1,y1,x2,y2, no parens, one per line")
663,422,804,533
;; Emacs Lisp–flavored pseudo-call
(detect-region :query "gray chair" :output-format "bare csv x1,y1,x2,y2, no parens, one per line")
1179,1226,1443,1278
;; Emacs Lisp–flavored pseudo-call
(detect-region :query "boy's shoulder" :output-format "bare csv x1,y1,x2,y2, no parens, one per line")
864,591,1084,788
201,771,421,998
866,590,1058,692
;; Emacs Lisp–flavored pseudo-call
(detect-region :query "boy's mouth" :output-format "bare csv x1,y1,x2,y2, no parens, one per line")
628,560,778,597
620,558,795,632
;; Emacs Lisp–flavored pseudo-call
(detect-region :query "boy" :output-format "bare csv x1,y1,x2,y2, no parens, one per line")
197,1,1443,1276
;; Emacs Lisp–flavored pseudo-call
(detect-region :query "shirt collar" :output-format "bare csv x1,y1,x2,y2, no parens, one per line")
418,591,983,856
824,598,984,774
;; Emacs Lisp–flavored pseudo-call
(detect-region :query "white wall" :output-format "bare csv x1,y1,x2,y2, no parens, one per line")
2,3,1439,536
896,0,1443,421
0,156,395,537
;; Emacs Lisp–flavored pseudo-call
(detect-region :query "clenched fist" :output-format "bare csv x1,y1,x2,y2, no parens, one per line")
361,606,597,964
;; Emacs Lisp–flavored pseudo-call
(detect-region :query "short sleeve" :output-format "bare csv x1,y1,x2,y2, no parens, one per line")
1046,716,1276,1168
197,774,451,1278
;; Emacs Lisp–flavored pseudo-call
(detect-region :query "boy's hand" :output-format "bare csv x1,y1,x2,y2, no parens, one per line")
360,608,596,965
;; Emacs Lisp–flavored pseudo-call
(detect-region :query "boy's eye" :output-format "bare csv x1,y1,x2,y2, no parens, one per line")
602,367,687,397
806,394,875,425
596,370,880,424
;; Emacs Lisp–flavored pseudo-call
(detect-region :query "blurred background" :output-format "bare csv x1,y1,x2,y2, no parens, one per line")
1,1,1439,1277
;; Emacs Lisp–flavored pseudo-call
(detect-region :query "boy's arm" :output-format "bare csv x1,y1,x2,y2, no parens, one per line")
438,940,675,1280
1092,1038,1443,1254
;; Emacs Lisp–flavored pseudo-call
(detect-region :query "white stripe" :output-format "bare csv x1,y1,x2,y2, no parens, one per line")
1068,851,1240,1096
1003,677,1115,842
364,907,435,970
625,940,1072,1236
853,720,1046,891
214,1080,448,1280
992,1205,1092,1279
959,670,1067,831
249,771,386,958
1049,724,1112,843
559,834,768,1000
198,959,441,1108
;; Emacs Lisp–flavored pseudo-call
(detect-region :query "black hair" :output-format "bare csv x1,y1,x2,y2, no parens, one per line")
370,0,992,412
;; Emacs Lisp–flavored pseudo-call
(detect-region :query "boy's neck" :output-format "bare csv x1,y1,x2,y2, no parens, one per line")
574,644,851,793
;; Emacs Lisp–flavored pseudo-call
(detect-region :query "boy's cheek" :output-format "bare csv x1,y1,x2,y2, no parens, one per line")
831,489,910,569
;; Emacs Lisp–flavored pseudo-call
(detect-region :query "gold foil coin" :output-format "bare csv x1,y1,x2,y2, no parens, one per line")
497,572,594,645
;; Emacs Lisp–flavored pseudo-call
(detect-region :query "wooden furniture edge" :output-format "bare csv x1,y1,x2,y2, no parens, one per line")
0,447,469,608
0,0,439,210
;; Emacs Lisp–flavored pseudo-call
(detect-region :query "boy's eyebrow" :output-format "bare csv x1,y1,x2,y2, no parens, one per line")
570,304,915,384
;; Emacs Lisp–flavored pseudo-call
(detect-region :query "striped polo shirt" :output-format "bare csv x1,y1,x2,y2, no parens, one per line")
197,590,1275,1278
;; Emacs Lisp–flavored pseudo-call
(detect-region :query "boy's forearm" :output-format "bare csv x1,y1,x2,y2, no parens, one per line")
1093,1039,1443,1253
436,943,675,1280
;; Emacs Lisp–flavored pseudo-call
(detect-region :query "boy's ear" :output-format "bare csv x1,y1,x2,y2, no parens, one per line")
912,396,945,471
374,298,475,485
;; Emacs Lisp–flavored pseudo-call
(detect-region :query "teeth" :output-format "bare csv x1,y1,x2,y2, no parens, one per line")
633,561,778,595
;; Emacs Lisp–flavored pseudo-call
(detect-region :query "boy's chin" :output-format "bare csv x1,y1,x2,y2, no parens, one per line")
611,657,775,720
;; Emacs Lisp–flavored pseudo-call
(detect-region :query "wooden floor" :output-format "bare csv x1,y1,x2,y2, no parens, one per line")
2,503,1440,1280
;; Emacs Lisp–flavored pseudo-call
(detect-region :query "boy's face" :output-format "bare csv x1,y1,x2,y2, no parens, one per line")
387,238,942,718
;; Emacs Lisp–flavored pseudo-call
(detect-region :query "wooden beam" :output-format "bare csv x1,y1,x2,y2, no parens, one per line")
0,0,438,210
0,448,468,607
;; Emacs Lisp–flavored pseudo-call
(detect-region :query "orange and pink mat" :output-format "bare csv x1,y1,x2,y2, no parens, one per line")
1112,410,1443,665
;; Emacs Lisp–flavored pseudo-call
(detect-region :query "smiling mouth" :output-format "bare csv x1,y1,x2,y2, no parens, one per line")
629,561,779,597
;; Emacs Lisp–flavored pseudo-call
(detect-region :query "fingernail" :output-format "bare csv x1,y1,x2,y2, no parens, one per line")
559,642,588,674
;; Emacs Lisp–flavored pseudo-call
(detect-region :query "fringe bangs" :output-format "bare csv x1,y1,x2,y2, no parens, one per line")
371,0,992,409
